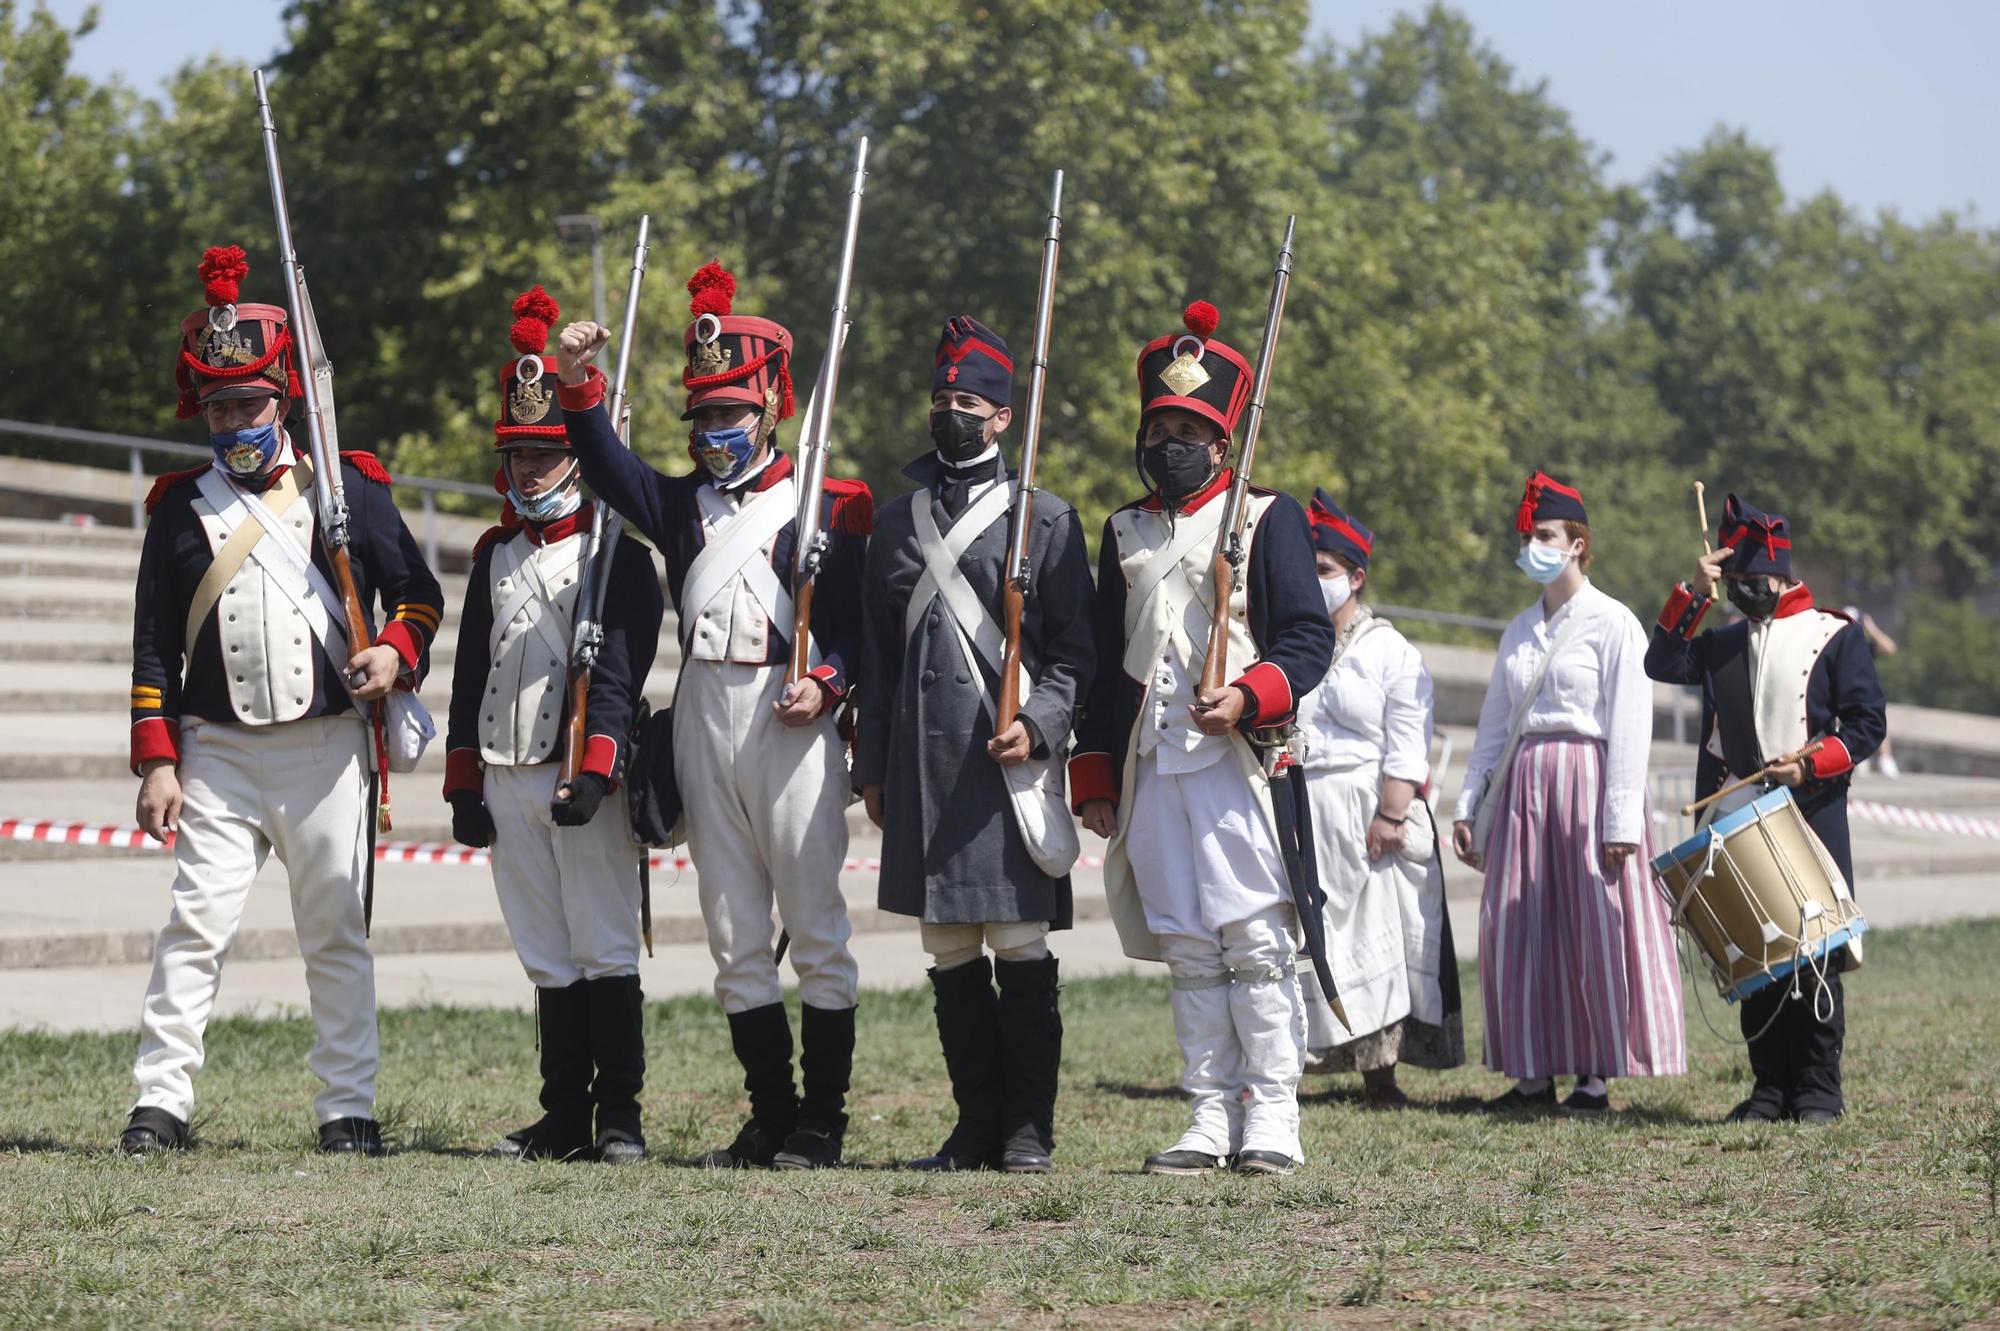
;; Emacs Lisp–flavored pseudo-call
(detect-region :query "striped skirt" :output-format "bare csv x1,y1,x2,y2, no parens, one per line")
1479,734,1685,1079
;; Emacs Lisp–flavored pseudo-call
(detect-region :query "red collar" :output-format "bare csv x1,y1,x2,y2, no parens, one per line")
1139,467,1232,515
748,451,794,493
1774,582,1815,619
524,501,593,546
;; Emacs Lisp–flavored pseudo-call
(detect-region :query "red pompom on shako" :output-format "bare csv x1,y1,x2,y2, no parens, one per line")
174,244,298,419
680,260,795,424
1134,297,1252,439
495,284,569,447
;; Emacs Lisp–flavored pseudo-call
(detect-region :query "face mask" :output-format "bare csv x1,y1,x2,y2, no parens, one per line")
1515,541,1573,585
210,421,282,476
693,426,757,484
1726,578,1782,620
930,409,991,465
1139,438,1215,505
508,459,581,524
1321,570,1353,616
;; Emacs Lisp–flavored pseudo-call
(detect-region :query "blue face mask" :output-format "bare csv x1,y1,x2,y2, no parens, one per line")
1516,541,1573,585
506,459,581,525
693,426,757,485
210,421,282,476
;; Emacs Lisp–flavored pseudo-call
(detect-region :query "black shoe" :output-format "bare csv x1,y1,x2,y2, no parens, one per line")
317,1116,385,1156
120,1107,188,1156
586,975,648,1164
1232,1150,1297,1177
490,1114,594,1161
926,958,1007,1169
696,1121,785,1169
1142,1148,1224,1176
771,1127,842,1170
1560,1086,1611,1116
1795,1106,1842,1125
1480,1084,1557,1114
995,955,1063,1172
1725,1085,1787,1124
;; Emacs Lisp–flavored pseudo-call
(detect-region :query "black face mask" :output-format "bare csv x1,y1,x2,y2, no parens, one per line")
1139,438,1215,504
930,409,990,465
1726,579,1782,620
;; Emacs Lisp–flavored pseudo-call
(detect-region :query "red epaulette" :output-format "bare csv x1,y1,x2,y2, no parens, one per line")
472,523,516,559
341,449,393,485
144,464,211,515
824,477,875,535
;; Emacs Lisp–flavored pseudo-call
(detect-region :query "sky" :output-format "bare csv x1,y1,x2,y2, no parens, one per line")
35,0,2000,225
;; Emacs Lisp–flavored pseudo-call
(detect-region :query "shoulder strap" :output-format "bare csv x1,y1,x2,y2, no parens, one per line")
1489,606,1591,781
182,464,308,650
902,481,1015,662
680,479,796,645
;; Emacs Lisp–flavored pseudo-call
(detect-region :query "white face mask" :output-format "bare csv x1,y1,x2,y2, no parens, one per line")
1516,540,1575,585
1321,570,1354,616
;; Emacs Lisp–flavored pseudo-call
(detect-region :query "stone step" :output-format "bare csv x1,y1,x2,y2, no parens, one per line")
0,544,151,580
0,573,477,624
0,619,131,663
0,515,146,551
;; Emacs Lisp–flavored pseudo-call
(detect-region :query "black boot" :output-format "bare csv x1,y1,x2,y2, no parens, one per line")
1787,964,1846,1122
492,982,595,1161
587,974,648,1165
994,954,1062,1173
910,957,1004,1171
698,1002,797,1168
120,1106,188,1156
774,1003,855,1170
1732,981,1791,1124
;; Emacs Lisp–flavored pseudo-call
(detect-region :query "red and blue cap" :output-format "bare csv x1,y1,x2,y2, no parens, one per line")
680,260,795,424
1515,470,1588,532
932,316,1013,406
1718,493,1792,578
1136,300,1252,439
1308,488,1374,570
175,245,300,418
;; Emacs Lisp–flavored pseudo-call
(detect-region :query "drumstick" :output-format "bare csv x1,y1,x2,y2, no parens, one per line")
1681,741,1825,817
1694,481,1711,556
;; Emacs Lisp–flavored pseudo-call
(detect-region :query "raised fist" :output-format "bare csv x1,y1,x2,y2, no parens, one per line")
554,321,612,382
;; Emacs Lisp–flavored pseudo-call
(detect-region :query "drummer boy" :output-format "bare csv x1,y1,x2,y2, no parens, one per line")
1645,494,1886,1124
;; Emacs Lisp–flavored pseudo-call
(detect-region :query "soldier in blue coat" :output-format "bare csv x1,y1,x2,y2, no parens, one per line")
855,317,1096,1173
123,245,444,1156
441,285,663,1164
547,263,872,1170
1071,301,1335,1176
1645,493,1887,1123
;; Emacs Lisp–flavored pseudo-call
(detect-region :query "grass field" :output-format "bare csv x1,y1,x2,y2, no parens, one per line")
3,922,1999,1329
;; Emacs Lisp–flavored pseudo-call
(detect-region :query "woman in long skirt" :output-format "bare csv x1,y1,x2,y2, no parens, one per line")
1450,472,1684,1113
1297,491,1464,1107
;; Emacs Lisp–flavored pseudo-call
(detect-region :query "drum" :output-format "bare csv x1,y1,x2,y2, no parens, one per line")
1650,787,1866,1003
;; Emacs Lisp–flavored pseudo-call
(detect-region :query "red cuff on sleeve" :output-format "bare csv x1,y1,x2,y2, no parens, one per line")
1808,735,1854,780
442,747,484,799
1657,583,1712,640
582,733,620,780
555,368,606,412
1232,661,1293,724
376,619,425,670
130,717,180,774
806,663,846,712
1068,751,1119,812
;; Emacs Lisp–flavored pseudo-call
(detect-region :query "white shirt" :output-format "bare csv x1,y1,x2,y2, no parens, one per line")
1299,615,1433,785
1452,580,1652,845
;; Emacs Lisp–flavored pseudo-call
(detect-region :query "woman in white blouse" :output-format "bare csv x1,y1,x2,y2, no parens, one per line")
1450,472,1684,1114
1296,492,1464,1108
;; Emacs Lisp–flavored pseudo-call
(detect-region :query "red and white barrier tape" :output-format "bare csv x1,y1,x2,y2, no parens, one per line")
1,817,1107,871
1850,799,2000,841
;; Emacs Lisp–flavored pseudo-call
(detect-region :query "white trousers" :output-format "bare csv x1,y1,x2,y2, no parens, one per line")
920,920,1051,972
1160,909,1307,1161
674,661,858,1013
485,763,643,988
133,716,376,1124
1125,754,1290,936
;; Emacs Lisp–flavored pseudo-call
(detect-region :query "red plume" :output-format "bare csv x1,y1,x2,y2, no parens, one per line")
509,285,560,353
198,245,250,307
687,260,736,318
1182,300,1219,338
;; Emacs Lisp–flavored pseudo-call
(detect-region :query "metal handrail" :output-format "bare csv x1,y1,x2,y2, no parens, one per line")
0,418,491,569
1373,602,1510,633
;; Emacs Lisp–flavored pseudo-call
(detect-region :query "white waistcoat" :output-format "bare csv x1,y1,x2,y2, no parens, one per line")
480,529,583,766
684,481,794,665
192,482,320,726
1746,608,1846,763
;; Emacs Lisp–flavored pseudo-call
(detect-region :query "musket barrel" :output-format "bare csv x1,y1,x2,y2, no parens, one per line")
1003,169,1064,584
1229,213,1296,518
791,137,869,588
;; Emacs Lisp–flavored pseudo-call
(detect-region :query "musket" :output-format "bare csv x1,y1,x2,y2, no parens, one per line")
787,136,869,685
255,69,388,830
562,216,650,796
1198,215,1297,697
995,169,1064,737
